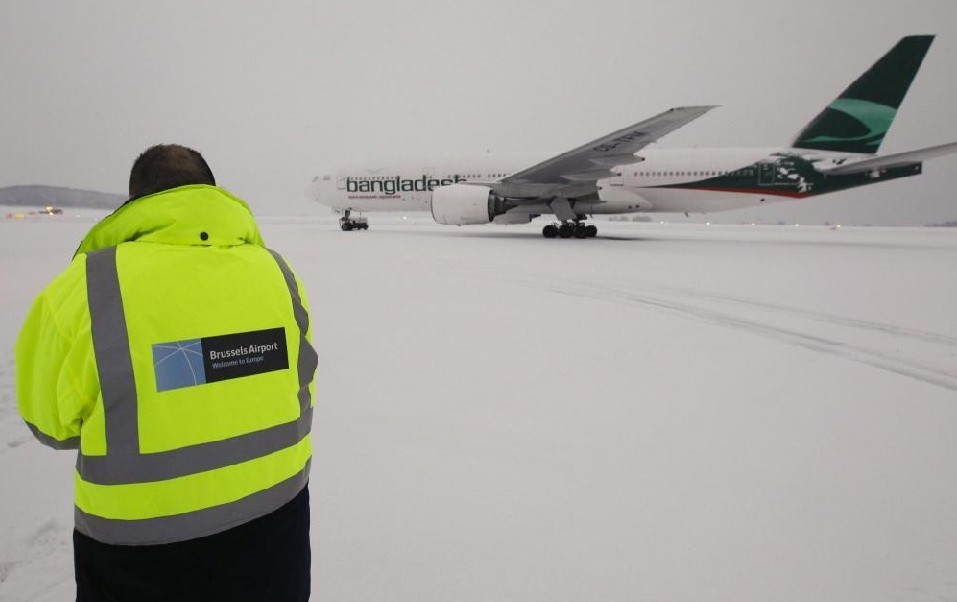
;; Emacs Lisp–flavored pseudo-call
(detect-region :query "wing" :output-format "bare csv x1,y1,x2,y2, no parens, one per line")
820,141,957,176
503,106,716,188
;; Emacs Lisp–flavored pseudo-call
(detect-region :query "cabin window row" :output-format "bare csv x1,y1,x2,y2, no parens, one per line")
455,174,510,179
348,174,510,181
632,169,755,177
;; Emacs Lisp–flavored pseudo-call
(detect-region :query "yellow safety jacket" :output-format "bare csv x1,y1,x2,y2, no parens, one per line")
15,185,317,545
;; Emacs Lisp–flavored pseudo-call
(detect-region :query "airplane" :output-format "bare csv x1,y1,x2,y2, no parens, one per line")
308,35,957,238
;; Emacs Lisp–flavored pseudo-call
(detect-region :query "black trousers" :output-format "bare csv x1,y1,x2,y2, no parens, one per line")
74,485,310,602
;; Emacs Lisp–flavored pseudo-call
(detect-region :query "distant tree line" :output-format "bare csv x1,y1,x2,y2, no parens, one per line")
0,185,124,209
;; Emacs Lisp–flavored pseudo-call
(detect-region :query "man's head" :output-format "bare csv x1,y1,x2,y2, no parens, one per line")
128,144,216,199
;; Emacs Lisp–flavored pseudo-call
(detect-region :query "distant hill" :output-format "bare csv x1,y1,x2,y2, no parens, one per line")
0,185,124,209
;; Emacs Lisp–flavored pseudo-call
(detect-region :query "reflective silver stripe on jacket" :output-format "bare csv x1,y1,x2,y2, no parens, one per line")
76,460,310,546
80,246,316,487
77,407,313,484
267,249,319,415
86,247,139,454
24,421,80,450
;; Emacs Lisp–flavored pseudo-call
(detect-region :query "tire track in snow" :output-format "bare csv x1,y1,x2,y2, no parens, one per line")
667,286,957,348
448,265,957,393
573,282,957,393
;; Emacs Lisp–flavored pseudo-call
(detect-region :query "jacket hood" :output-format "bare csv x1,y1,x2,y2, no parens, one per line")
75,185,265,257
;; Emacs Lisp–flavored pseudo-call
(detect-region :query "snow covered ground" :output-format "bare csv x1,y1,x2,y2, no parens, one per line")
2,216,956,601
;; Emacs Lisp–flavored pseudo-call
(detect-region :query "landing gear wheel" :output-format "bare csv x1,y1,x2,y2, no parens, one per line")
545,220,595,239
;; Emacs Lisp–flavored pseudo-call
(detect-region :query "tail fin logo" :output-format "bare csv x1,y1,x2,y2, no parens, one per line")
791,35,933,154
801,98,897,150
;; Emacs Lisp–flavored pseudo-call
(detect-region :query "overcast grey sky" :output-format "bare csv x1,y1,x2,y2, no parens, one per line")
2,0,956,223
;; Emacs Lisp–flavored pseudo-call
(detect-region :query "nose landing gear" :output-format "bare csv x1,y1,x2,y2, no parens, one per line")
339,209,369,231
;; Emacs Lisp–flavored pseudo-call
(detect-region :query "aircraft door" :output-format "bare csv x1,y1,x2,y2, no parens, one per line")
758,161,777,186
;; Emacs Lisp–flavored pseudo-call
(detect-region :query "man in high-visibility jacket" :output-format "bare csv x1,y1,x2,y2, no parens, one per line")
15,144,318,601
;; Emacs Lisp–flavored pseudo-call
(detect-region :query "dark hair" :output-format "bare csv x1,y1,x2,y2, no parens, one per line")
128,144,216,198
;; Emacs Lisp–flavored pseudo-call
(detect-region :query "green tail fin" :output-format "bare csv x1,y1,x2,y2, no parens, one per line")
792,35,934,154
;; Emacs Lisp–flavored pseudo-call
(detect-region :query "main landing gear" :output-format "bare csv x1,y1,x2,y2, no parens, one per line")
542,221,598,239
339,210,369,231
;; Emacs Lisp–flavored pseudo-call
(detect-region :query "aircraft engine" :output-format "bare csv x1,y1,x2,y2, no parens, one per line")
430,184,511,225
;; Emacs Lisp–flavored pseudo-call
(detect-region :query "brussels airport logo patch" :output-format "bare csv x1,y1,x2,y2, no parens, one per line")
152,327,288,392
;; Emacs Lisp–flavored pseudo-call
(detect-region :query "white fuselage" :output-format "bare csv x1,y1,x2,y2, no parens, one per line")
307,147,872,219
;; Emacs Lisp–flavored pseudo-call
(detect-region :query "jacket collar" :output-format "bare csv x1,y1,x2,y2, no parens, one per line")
75,185,265,257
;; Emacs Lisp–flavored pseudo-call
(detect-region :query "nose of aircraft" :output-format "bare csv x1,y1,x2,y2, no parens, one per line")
304,175,324,202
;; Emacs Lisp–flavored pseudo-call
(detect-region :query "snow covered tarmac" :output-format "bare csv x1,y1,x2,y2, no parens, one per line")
2,217,956,601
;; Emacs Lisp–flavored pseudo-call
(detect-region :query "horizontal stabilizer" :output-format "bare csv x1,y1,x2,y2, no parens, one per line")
821,141,957,175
